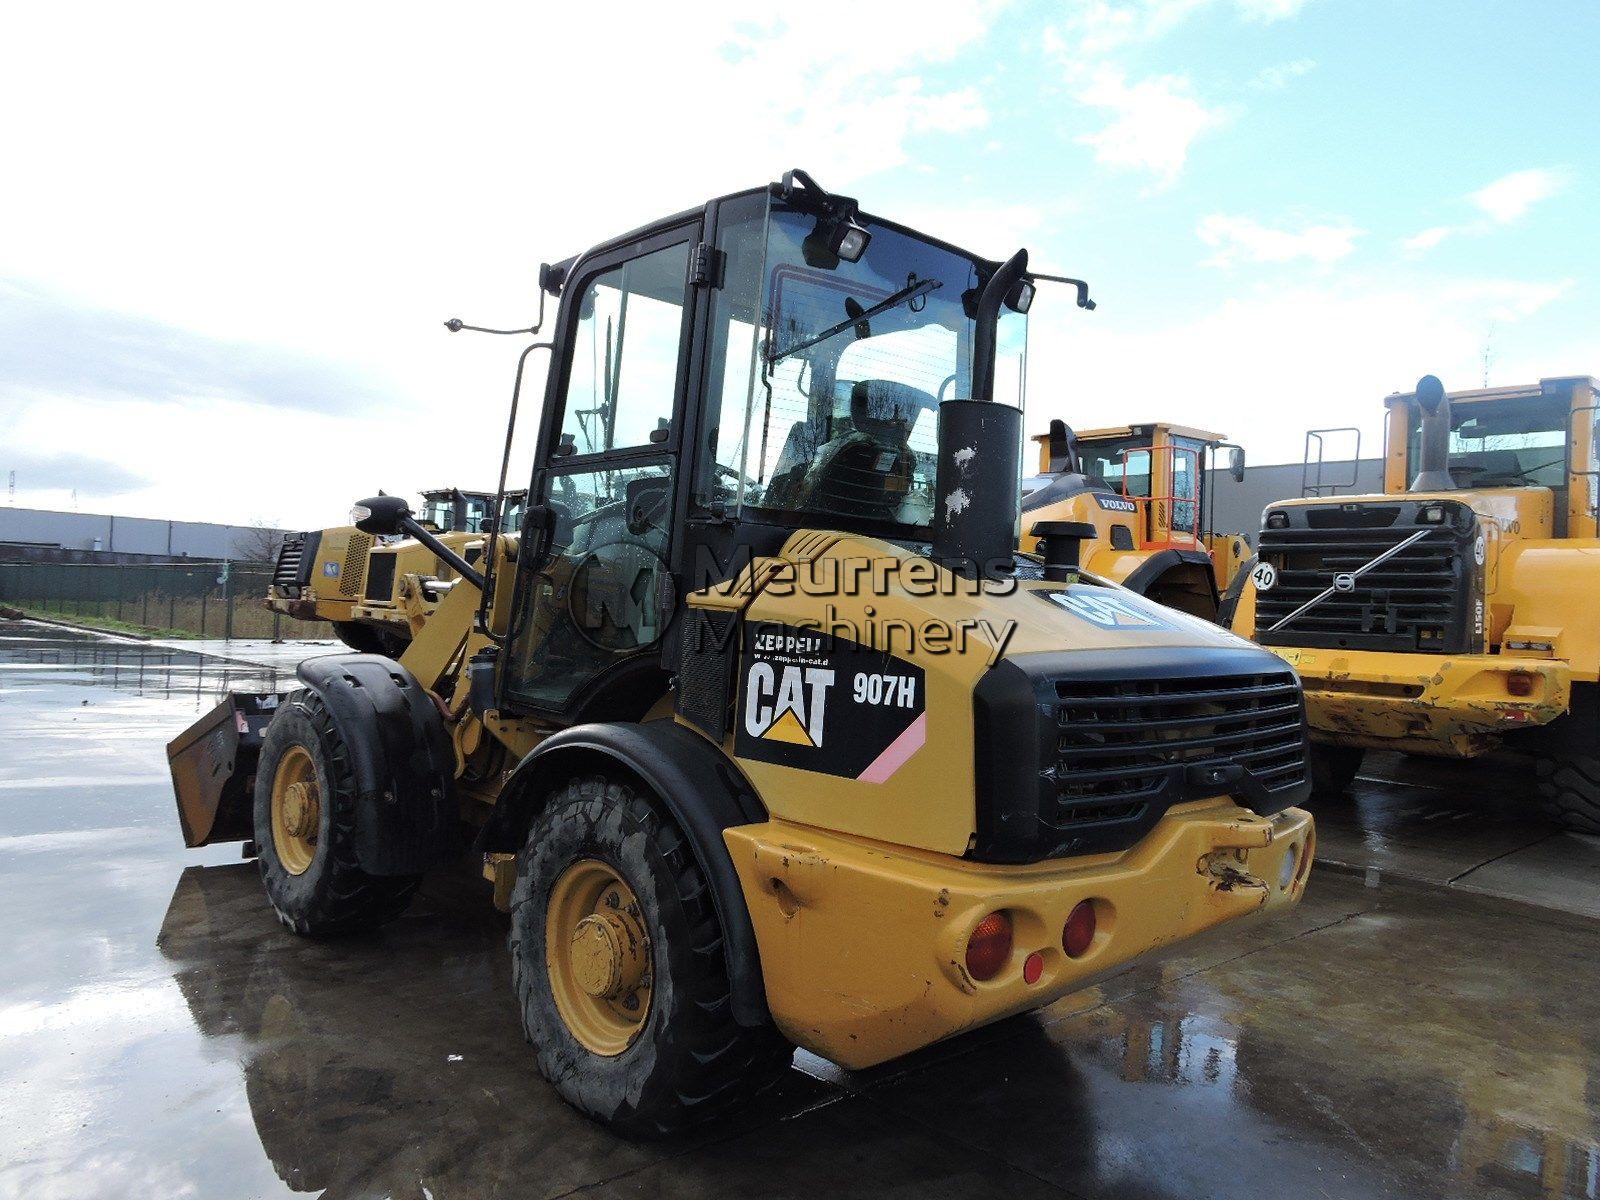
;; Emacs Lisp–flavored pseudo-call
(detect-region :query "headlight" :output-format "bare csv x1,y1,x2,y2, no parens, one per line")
350,504,372,526
1266,510,1289,529
1419,504,1445,524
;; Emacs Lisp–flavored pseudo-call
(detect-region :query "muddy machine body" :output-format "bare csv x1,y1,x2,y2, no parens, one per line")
1235,374,1600,827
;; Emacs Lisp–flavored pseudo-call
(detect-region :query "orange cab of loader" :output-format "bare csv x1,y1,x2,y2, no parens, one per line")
1021,419,1250,620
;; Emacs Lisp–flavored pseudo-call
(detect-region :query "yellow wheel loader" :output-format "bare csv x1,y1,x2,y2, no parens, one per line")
267,488,526,654
1021,421,1250,620
167,169,1315,1136
1232,374,1600,828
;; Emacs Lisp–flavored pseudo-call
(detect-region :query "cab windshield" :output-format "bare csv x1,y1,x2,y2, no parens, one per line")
698,199,1026,534
1078,436,1153,496
1405,396,1569,488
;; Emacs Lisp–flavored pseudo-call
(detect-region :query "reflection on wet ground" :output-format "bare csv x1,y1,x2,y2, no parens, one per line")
4,617,1600,1199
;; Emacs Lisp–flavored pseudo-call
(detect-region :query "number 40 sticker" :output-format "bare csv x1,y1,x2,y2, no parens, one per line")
1251,562,1278,592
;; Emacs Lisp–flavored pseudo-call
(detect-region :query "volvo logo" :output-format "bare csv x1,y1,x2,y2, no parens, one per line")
1333,573,1356,593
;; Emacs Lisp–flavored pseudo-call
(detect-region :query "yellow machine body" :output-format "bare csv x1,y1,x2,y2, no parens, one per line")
1235,376,1600,757
1021,422,1250,619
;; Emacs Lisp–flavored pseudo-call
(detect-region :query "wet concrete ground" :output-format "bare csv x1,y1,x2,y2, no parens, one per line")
3,617,1600,1200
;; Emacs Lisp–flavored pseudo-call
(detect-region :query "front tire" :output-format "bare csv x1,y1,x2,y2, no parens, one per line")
1310,744,1365,797
509,775,790,1136
253,690,420,935
1536,754,1600,835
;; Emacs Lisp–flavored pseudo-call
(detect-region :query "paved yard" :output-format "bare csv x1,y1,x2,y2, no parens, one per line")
2,619,1597,1200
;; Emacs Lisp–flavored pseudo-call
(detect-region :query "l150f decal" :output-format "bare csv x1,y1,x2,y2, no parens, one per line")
736,622,927,782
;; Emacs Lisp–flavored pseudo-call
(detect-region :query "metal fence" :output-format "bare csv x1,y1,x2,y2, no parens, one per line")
0,560,332,641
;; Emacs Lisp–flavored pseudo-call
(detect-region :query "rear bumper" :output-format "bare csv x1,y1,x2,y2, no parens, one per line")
724,800,1313,1069
1269,647,1571,755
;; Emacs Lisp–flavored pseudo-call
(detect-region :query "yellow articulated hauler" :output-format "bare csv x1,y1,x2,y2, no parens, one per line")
1233,374,1600,829
1020,420,1251,620
267,488,527,654
167,169,1315,1135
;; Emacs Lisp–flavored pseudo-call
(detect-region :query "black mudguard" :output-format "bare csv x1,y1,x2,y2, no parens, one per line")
296,654,459,875
479,720,771,1027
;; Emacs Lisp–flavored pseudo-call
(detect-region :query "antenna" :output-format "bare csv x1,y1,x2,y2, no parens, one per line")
7,470,13,504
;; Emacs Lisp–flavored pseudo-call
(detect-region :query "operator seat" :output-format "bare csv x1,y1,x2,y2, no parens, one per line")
793,379,933,522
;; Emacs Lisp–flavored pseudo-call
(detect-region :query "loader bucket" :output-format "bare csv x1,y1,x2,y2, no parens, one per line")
166,692,283,848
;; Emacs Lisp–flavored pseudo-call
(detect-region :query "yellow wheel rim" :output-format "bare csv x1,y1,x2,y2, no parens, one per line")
270,745,321,876
545,859,653,1057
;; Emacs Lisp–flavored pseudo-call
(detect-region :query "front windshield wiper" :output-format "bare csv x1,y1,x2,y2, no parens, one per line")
767,277,942,366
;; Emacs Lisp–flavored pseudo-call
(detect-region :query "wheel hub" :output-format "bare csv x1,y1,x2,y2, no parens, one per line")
545,860,654,1056
282,781,320,840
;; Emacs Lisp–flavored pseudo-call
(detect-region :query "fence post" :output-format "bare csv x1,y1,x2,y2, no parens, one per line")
221,561,233,641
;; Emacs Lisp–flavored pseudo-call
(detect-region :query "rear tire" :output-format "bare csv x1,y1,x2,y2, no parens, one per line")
1536,754,1600,835
1310,744,1365,797
509,774,790,1137
253,690,420,935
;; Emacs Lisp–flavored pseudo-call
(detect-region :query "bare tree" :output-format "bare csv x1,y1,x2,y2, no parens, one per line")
232,521,285,564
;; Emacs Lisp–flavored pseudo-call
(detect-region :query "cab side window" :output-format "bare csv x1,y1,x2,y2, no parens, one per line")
558,241,691,456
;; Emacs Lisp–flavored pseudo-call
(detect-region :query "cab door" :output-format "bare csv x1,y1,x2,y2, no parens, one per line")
501,226,699,718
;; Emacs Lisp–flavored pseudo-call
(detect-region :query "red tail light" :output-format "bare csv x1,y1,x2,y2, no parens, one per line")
1063,900,1097,958
1507,671,1535,697
965,911,1013,981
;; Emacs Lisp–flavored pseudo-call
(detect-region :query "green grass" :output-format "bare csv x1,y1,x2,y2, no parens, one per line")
3,604,201,640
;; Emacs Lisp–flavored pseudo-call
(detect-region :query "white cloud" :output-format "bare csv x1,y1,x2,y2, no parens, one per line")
1470,167,1568,224
0,1,1007,525
1402,225,1455,255
1198,213,1364,266
1235,0,1310,19
1075,70,1229,186
1251,58,1317,89
1402,167,1569,257
1050,0,1314,57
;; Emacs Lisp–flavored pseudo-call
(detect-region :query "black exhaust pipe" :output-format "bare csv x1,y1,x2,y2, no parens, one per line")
1410,374,1455,492
932,250,1027,577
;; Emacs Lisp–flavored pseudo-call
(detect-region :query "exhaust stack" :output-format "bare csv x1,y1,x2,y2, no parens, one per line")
932,250,1027,577
1410,374,1455,492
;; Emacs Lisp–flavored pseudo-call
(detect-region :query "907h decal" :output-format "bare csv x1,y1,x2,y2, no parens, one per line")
736,622,926,783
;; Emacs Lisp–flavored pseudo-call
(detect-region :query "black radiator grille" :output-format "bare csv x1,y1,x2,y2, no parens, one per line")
364,553,397,602
270,532,318,594
1253,501,1477,653
1051,672,1307,823
972,645,1312,863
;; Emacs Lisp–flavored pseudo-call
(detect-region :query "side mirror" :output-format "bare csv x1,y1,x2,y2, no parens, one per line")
351,495,411,537
1230,446,1246,483
518,503,555,572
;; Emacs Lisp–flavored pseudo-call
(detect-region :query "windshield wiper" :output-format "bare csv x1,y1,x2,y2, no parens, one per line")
767,277,942,366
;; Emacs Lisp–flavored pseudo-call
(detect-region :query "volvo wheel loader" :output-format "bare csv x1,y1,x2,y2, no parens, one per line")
167,169,1315,1136
1231,374,1600,829
1021,420,1250,620
267,488,527,654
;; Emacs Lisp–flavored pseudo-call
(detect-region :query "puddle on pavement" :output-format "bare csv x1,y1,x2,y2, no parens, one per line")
5,618,1600,1200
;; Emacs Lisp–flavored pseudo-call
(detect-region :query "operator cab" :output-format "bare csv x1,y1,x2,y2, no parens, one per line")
1023,422,1237,551
418,488,497,533
498,170,1035,722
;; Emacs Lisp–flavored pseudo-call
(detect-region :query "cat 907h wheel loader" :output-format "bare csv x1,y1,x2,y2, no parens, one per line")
167,169,1315,1136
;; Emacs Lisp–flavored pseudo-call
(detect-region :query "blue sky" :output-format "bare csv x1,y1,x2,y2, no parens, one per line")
0,0,1594,527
